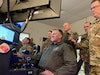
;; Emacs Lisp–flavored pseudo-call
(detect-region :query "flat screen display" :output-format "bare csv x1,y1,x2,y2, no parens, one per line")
0,25,19,44
0,25,15,43
14,22,24,29
1,22,24,33
19,33,30,41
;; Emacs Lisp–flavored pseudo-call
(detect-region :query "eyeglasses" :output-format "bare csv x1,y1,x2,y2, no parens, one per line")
91,5,100,10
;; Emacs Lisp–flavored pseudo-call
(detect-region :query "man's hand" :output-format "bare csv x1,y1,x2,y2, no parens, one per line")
40,70,54,75
0,43,10,53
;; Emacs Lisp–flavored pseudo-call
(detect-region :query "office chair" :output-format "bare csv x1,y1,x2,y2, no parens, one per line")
33,44,40,55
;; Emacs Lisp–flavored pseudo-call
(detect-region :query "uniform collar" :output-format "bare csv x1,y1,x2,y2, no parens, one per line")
93,19,100,24
52,41,63,45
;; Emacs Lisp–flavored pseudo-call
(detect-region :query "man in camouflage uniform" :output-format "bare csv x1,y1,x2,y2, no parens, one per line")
76,22,91,75
62,22,78,57
18,37,34,57
62,22,78,43
89,0,100,75
42,31,52,50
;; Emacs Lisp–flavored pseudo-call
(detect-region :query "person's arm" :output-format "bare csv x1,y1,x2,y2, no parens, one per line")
26,45,34,54
76,39,89,50
54,44,77,75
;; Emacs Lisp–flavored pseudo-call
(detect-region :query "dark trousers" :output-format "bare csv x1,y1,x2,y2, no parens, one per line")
84,62,90,75
75,59,90,75
75,59,84,75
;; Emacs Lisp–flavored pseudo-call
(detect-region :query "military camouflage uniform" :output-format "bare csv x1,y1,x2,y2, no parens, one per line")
62,32,70,41
19,44,34,56
62,31,78,41
42,38,52,50
76,33,90,75
88,19,100,75
76,33,89,63
62,31,78,58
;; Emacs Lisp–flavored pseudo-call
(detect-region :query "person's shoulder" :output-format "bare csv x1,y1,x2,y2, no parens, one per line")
62,42,72,47
62,42,74,50
71,31,78,33
70,31,78,40
27,44,33,48
81,33,87,38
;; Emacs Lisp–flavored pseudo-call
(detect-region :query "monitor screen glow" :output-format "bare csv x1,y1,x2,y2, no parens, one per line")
0,25,15,43
19,33,30,41
14,22,24,28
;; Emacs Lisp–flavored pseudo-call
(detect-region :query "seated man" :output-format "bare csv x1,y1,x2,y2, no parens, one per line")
17,37,34,58
33,29,77,75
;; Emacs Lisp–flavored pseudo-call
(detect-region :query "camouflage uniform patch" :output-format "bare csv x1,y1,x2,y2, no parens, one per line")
88,19,100,67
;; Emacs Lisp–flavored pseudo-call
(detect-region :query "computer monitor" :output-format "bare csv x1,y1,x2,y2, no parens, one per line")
0,0,61,22
2,22,24,33
19,33,30,41
14,22,24,29
0,25,19,44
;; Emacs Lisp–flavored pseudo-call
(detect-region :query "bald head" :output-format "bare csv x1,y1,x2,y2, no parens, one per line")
63,22,71,32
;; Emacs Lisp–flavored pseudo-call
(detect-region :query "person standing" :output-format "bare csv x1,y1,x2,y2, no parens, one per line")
76,22,91,75
62,22,78,42
42,31,52,50
62,22,78,58
89,0,100,75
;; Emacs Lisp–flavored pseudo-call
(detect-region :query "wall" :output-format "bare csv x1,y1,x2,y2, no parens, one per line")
71,16,95,35
22,21,59,49
22,16,96,50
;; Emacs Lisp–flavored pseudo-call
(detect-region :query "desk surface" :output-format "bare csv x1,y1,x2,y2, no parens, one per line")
9,68,40,75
